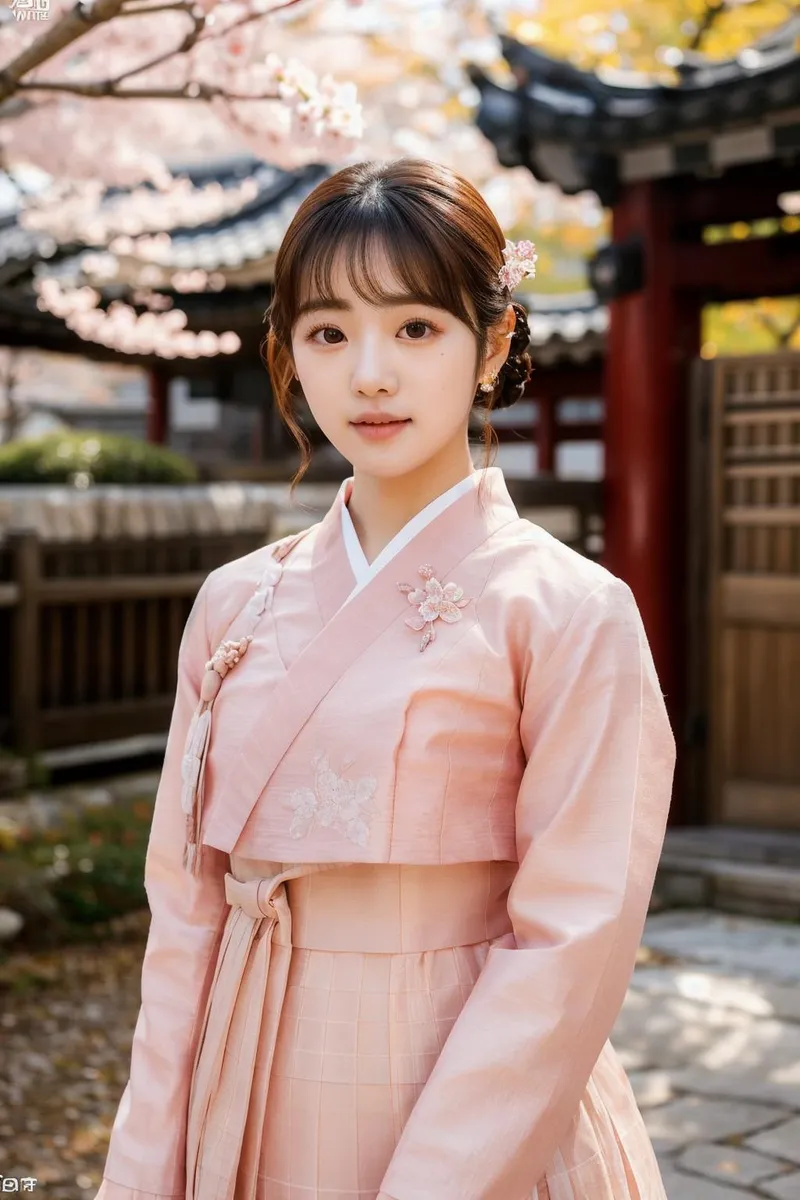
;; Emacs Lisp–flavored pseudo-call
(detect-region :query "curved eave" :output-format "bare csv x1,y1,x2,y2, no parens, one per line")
472,20,800,199
500,16,800,108
0,162,331,284
521,292,608,364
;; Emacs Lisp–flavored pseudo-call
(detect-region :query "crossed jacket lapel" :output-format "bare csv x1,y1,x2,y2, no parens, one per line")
201,468,520,854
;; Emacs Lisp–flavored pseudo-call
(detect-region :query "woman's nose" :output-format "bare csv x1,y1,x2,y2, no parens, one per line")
350,336,398,397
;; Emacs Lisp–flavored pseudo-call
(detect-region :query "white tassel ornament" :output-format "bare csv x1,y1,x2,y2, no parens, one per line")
180,554,290,875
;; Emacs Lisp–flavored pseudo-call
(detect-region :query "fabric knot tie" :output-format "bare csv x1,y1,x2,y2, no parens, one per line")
224,872,280,920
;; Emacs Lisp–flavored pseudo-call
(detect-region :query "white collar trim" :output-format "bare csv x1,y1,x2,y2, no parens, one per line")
340,470,479,600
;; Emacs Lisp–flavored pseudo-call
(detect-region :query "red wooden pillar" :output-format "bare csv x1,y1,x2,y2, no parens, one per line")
603,181,701,820
536,393,557,474
147,368,170,444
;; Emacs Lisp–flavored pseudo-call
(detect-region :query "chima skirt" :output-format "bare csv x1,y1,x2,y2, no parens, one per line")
185,857,665,1200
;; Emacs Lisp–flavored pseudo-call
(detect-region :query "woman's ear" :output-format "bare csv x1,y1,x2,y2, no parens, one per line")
482,303,517,376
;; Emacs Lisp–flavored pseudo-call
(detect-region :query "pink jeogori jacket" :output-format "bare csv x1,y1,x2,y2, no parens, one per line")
98,466,676,1199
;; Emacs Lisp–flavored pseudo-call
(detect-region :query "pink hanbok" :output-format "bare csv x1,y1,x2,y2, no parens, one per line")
96,465,675,1200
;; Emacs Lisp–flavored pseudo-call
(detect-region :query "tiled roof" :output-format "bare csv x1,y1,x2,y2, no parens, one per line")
520,291,607,364
0,160,330,281
469,17,800,202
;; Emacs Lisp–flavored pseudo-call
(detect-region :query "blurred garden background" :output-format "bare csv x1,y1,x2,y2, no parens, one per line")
0,1,799,1197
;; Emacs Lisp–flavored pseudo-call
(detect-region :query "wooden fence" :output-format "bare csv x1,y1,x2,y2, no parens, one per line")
0,530,266,756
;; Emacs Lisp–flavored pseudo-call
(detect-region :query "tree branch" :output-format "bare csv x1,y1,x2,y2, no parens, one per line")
0,0,128,104
685,0,772,52
210,0,316,40
16,78,280,101
687,0,727,51
0,0,206,101
116,1,197,16
0,0,310,109
117,0,196,10
103,1,205,87
755,309,800,349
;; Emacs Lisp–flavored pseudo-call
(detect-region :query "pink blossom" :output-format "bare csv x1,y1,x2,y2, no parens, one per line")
398,564,470,653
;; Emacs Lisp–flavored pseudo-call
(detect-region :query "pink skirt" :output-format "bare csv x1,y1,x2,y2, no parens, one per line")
185,858,665,1200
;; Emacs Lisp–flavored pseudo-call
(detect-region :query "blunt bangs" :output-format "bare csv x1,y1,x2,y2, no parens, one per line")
283,195,480,335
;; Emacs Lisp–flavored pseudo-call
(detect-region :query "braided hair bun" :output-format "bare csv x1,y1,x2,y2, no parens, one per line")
474,301,533,412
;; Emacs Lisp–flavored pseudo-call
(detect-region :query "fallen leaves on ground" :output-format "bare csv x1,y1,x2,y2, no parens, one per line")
635,943,680,967
0,911,150,1198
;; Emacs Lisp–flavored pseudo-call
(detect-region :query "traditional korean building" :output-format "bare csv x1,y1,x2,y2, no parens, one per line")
0,159,327,449
469,19,800,828
0,155,607,474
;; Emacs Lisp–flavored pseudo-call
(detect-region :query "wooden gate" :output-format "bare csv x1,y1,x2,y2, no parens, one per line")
690,353,800,828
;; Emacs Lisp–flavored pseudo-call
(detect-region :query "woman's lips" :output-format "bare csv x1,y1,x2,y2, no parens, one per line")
350,419,411,441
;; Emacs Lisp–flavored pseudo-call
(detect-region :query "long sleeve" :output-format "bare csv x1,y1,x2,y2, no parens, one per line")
379,576,676,1200
97,577,230,1200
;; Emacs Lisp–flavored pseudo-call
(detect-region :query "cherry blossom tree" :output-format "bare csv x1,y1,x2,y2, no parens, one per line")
0,0,538,359
0,0,364,182
0,0,369,356
0,0,793,360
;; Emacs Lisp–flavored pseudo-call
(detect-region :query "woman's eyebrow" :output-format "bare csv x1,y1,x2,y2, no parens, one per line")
296,297,349,320
295,292,434,320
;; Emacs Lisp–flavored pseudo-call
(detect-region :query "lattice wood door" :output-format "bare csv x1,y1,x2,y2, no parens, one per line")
704,354,800,827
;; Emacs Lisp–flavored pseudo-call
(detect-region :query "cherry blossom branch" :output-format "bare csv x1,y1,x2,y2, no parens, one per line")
115,2,192,12
224,0,315,25
35,277,243,359
101,2,206,85
6,0,308,104
0,0,128,104
207,0,313,39
15,79,284,100
8,0,206,98
0,0,315,109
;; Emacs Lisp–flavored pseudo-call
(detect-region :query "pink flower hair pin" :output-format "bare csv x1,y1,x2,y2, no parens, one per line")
498,238,538,292
398,564,470,653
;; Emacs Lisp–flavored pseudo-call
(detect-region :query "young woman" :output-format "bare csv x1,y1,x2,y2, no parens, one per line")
95,158,675,1200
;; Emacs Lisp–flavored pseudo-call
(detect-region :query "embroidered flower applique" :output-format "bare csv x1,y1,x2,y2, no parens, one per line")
288,751,377,847
398,564,470,652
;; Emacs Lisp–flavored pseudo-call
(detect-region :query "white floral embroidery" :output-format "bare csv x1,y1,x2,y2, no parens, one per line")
288,751,377,846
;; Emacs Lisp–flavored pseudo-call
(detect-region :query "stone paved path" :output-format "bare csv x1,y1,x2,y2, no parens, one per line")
624,910,800,1198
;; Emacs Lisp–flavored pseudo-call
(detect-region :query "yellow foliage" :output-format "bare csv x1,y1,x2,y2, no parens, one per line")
507,0,793,75
704,297,800,354
479,4,793,301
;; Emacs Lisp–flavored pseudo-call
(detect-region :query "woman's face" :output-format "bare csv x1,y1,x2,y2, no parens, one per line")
290,248,510,480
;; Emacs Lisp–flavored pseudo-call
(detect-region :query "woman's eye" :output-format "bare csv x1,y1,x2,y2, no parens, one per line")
402,320,432,340
315,327,344,345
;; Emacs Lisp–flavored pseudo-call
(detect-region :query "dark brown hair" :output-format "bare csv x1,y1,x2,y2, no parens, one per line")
263,157,533,487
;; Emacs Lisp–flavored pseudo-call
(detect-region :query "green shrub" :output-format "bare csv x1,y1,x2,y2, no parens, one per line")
0,430,198,484
0,793,154,949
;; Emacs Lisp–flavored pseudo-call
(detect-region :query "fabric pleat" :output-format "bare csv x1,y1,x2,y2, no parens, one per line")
186,859,664,1200
187,874,295,1200
537,1042,662,1200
